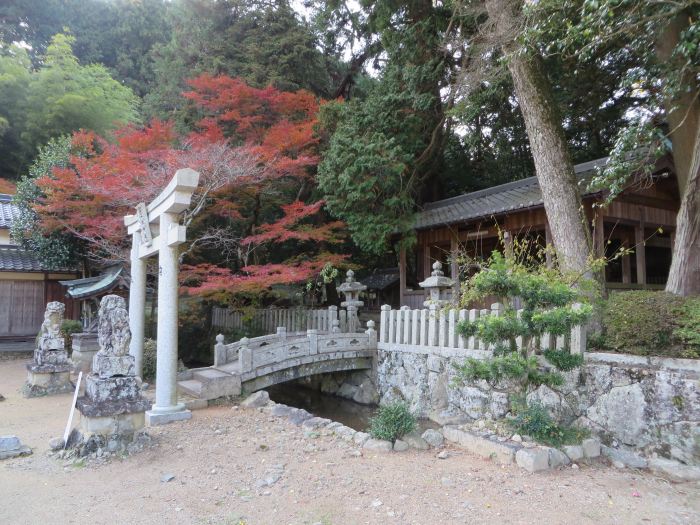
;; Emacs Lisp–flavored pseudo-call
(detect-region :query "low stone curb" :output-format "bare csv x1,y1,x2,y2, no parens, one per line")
240,392,608,469
441,425,602,472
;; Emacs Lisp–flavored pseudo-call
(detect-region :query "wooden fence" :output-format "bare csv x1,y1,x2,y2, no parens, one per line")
378,303,586,354
212,306,351,335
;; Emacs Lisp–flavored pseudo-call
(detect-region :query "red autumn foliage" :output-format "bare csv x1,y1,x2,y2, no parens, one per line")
181,253,347,298
32,75,345,296
0,178,16,194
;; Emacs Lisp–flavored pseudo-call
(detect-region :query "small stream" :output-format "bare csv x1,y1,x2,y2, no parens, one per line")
267,382,439,434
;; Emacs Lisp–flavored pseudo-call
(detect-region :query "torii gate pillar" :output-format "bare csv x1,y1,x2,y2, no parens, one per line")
124,168,200,426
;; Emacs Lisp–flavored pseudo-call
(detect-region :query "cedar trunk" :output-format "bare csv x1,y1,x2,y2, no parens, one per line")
658,13,700,295
486,0,592,275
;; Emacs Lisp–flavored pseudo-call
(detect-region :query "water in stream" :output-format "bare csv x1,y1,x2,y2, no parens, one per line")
267,382,439,434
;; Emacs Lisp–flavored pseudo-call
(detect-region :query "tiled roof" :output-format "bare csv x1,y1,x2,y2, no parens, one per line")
59,265,125,299
414,157,608,230
359,268,400,291
0,245,55,272
0,193,18,229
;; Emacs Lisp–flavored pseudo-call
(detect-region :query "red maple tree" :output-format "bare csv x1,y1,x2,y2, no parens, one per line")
32,75,346,298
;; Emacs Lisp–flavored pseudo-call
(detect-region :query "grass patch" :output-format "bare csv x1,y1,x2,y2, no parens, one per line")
509,402,588,447
368,401,416,442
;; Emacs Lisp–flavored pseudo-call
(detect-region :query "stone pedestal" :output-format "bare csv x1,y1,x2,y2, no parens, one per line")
70,333,99,373
76,354,149,438
24,363,73,397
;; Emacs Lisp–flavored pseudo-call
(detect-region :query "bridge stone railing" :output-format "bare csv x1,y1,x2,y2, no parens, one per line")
214,322,378,374
378,304,586,356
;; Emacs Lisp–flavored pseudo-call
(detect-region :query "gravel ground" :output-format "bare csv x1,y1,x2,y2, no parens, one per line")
1,357,699,525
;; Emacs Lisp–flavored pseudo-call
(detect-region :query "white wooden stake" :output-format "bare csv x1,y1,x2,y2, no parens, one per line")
63,371,83,448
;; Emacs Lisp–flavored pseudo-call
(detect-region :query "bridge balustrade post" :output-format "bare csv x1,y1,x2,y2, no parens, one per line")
365,320,377,349
239,337,252,373
331,319,341,333
307,329,318,355
214,334,226,367
277,326,287,343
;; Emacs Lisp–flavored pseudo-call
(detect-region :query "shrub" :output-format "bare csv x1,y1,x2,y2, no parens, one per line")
368,402,416,442
453,354,564,389
142,338,157,380
454,249,590,395
509,403,588,447
543,349,584,371
61,319,83,354
593,291,700,358
675,297,700,358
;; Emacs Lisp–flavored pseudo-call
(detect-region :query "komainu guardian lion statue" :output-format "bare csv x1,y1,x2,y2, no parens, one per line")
97,295,131,357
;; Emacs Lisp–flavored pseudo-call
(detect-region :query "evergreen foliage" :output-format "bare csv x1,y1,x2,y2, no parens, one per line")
591,291,700,359
0,34,139,180
11,135,80,269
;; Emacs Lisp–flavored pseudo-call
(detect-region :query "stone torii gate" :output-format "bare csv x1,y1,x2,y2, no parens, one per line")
124,168,200,425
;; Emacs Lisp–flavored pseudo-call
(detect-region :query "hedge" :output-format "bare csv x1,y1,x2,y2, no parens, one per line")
590,291,700,359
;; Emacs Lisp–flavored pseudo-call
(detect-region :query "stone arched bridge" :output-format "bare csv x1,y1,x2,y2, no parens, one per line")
177,324,377,400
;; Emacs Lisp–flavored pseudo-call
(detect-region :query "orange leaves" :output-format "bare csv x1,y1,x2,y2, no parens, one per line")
181,253,349,297
0,178,16,193
183,74,321,181
243,200,344,245
30,74,346,295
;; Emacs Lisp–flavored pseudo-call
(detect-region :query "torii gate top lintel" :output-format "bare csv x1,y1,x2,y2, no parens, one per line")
124,168,200,235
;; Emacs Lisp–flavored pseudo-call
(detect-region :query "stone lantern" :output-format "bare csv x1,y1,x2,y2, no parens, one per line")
419,261,454,307
338,269,367,332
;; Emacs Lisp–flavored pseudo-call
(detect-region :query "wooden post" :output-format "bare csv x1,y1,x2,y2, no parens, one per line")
621,231,632,284
399,246,407,307
423,243,431,279
635,222,646,287
450,237,460,301
593,213,605,258
503,231,513,259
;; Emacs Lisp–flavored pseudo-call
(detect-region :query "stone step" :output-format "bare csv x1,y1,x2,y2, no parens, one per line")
193,368,232,382
179,367,242,400
216,362,241,375
177,379,203,398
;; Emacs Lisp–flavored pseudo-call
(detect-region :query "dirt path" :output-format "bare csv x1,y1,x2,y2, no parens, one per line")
1,357,699,525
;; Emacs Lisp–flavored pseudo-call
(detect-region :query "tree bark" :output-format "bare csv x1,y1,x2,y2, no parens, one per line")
658,13,700,295
665,140,700,295
485,0,593,276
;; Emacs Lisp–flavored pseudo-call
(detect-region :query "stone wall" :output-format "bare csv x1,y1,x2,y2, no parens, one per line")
375,345,700,466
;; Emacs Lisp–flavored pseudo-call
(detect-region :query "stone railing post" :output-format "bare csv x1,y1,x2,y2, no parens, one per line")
570,302,586,354
307,329,319,355
365,320,377,349
428,304,438,346
491,303,503,352
380,305,390,343
239,337,252,373
214,334,226,367
277,326,287,343
332,319,341,333
328,305,338,333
